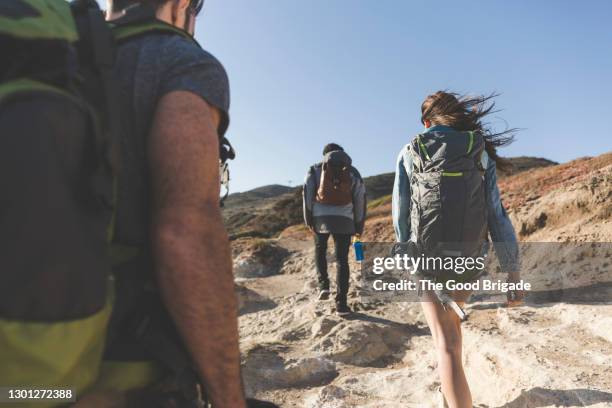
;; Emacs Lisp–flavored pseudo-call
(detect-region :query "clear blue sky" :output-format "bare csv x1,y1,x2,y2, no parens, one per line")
108,1,612,192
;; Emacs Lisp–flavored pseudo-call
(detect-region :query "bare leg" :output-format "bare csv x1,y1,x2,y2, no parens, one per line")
421,290,472,408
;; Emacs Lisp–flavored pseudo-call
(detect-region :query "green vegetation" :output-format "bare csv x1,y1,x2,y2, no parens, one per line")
367,194,392,210
249,238,274,252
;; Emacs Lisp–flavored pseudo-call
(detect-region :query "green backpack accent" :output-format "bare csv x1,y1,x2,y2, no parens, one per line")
113,20,196,44
0,77,80,103
0,0,78,41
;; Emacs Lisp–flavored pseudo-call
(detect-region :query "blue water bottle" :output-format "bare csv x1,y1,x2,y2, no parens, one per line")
353,235,364,262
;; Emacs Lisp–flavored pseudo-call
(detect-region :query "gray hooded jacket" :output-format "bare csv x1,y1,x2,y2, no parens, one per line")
303,152,367,235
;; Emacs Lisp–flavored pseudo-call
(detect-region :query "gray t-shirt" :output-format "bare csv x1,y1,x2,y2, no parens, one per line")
112,33,230,246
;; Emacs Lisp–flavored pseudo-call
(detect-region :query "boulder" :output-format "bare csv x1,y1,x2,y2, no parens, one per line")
233,239,289,278
242,345,337,394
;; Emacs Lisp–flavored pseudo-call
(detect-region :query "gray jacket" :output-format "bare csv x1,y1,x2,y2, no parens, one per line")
303,159,367,235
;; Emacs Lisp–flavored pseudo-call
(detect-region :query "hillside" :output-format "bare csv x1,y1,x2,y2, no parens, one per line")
363,153,611,243
224,184,294,209
224,156,558,240
233,152,612,407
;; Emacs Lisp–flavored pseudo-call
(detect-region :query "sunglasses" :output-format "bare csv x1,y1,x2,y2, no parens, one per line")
188,0,204,16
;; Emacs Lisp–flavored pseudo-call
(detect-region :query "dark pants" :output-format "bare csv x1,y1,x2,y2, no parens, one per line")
314,232,352,306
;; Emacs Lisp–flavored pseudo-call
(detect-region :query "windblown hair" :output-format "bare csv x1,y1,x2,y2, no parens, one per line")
420,91,516,172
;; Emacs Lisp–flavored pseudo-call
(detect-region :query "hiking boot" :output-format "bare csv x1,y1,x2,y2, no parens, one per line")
318,289,330,301
335,303,352,316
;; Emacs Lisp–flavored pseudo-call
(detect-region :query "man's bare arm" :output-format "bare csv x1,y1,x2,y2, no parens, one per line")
149,91,245,408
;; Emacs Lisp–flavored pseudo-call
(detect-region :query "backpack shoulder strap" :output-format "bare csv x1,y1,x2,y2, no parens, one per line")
112,21,199,45
415,133,431,161
71,0,121,236
466,130,475,154
408,135,425,173
350,166,363,182
310,164,322,189
110,5,200,47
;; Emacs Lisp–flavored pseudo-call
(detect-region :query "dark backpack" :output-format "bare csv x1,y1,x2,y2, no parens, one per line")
0,0,118,323
316,150,353,205
408,129,488,273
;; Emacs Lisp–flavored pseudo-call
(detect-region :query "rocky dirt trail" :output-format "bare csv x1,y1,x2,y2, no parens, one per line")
232,154,612,408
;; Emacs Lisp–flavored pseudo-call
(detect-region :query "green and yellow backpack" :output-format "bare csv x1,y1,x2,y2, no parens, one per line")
0,0,203,405
0,1,119,405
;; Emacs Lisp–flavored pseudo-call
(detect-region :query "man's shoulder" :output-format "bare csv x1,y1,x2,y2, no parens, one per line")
169,36,222,62
130,33,231,131
152,34,226,71
121,33,226,74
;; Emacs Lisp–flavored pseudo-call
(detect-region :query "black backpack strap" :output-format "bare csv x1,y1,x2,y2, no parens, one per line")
113,20,200,46
219,136,236,162
70,0,120,222
105,274,208,406
110,4,200,47
218,137,235,207
132,299,207,406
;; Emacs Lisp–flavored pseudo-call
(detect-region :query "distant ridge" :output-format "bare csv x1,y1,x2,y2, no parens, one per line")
499,156,557,176
224,184,294,209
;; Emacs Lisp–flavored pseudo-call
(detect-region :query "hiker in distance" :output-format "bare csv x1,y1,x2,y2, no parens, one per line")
303,143,367,316
392,91,524,408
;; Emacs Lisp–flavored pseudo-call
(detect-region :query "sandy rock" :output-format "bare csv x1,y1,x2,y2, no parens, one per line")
311,321,397,366
302,277,318,292
235,283,276,315
303,385,350,408
311,316,343,338
233,239,289,278
283,357,338,387
520,211,548,236
242,345,337,394
500,387,612,408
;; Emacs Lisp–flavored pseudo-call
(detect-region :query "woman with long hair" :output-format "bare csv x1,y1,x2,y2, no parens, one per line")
392,91,523,408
